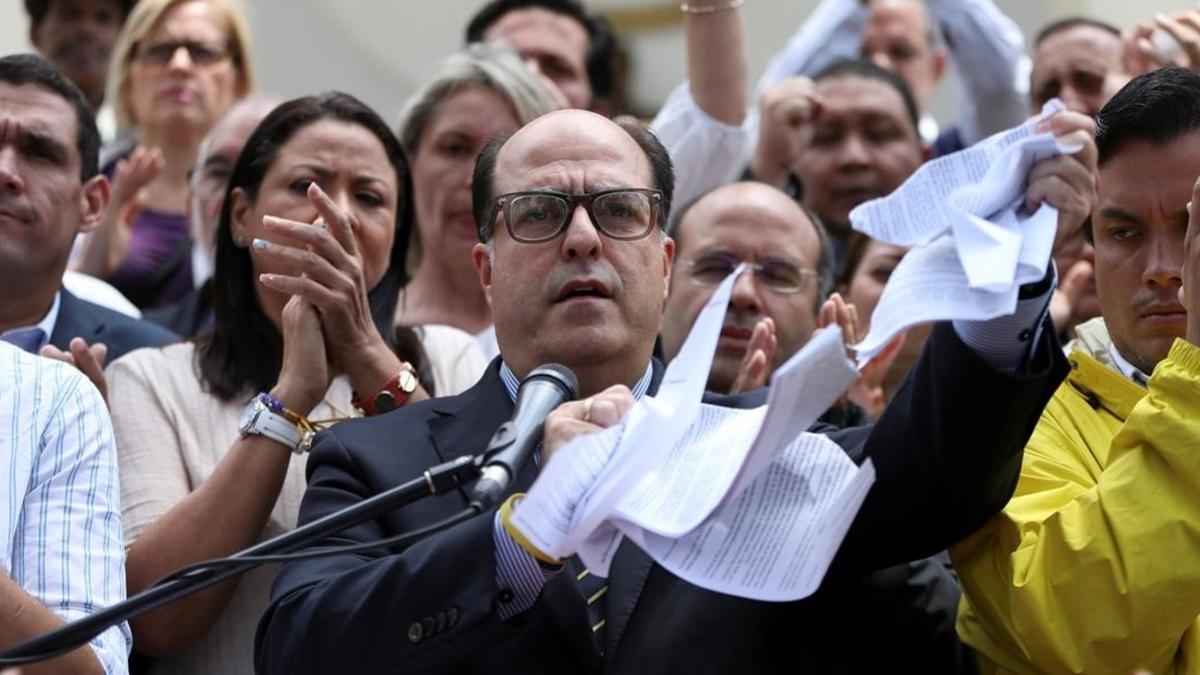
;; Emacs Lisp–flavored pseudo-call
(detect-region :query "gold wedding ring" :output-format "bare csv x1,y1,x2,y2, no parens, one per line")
581,397,594,423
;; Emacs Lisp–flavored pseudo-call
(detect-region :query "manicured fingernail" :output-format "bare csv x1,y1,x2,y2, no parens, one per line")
262,215,277,227
252,238,269,250
259,273,276,283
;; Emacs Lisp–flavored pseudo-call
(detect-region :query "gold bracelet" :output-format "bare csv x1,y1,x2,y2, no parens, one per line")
499,493,563,566
680,0,745,15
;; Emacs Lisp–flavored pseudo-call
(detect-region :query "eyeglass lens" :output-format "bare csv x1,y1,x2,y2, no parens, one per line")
507,191,654,241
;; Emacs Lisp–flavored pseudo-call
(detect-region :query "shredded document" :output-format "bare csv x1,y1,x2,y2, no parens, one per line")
510,266,873,601
849,99,1080,361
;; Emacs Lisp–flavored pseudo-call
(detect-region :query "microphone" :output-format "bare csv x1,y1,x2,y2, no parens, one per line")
471,364,579,508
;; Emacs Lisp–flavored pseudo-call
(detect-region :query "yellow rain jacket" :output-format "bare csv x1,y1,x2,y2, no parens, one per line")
952,317,1200,674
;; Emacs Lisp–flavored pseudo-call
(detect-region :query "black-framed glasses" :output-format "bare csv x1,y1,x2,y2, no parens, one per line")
136,40,229,67
681,252,817,294
490,188,662,243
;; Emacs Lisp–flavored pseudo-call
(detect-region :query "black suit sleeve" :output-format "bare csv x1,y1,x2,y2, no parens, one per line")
823,319,1067,577
255,427,523,674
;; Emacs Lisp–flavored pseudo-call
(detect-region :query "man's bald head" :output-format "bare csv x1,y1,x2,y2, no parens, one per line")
664,181,831,393
468,109,677,396
472,109,674,241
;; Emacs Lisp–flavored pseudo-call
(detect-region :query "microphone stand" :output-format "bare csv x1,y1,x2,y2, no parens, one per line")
0,454,484,666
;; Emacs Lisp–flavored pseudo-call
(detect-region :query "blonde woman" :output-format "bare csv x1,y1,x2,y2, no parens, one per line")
78,0,253,310
395,43,562,354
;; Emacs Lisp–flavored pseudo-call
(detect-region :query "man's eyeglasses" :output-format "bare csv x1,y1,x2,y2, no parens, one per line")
489,188,662,243
136,40,230,67
681,252,817,294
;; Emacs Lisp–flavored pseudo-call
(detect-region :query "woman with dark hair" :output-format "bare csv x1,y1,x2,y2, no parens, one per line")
839,232,927,419
104,92,475,674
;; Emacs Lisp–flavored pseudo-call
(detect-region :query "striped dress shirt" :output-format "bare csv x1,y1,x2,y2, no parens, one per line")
0,343,131,674
492,362,653,619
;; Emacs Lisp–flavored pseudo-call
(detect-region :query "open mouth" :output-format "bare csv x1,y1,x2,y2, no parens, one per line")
556,279,612,302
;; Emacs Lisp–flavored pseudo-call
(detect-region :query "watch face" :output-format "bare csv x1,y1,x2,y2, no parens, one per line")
239,399,261,433
398,369,419,393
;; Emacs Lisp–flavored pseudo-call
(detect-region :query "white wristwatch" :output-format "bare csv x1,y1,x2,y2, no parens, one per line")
238,397,313,454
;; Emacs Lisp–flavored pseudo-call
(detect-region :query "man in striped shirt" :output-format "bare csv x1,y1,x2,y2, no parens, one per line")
0,342,130,674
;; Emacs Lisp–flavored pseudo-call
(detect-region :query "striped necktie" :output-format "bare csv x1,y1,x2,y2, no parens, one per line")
569,556,608,655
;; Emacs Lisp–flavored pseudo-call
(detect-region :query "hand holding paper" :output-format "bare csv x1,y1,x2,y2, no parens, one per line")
848,99,1098,361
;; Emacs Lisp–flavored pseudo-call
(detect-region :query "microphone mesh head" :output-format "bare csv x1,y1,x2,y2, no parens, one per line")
525,363,580,400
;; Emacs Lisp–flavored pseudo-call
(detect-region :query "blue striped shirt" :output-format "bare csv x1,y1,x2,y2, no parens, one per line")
0,343,131,674
493,361,653,619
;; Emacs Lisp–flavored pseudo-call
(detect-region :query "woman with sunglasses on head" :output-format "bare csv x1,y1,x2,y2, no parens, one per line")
76,0,253,310
104,92,473,675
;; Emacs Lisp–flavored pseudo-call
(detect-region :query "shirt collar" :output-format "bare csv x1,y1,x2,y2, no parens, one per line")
498,360,655,404
0,291,60,353
1108,344,1150,387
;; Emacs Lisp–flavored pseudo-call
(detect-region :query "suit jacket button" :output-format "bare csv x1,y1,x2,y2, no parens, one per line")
407,622,423,643
447,606,460,627
422,616,436,635
435,611,447,632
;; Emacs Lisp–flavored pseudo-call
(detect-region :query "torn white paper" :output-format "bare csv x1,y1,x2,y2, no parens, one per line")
511,265,873,600
848,99,1079,360
631,436,874,602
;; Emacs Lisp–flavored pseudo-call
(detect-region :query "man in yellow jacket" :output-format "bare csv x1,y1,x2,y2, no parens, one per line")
953,66,1200,674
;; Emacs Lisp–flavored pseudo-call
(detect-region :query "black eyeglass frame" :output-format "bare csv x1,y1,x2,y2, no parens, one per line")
488,188,664,244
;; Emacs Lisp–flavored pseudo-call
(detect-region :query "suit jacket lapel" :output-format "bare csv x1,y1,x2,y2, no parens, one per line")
49,290,104,349
426,360,513,467
603,537,655,660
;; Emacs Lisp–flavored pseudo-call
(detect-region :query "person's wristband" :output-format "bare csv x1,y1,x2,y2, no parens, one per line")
499,493,562,567
680,0,745,14
352,362,418,416
260,392,314,431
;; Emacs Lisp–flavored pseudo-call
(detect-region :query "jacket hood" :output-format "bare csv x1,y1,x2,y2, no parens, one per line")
1064,317,1144,422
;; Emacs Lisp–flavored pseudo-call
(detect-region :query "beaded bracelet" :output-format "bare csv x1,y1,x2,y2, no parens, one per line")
259,393,315,433
680,0,745,15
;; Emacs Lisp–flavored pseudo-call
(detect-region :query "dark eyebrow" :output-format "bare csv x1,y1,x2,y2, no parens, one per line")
1096,206,1142,224
21,129,70,165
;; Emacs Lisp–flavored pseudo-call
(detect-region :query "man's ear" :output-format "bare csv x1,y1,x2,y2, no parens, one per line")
77,175,111,235
661,234,676,302
473,241,495,307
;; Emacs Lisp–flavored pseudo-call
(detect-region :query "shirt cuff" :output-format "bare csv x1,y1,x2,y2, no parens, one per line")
493,512,559,620
952,265,1055,372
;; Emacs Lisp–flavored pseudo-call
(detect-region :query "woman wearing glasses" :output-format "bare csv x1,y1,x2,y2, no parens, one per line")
395,44,562,358
76,0,253,310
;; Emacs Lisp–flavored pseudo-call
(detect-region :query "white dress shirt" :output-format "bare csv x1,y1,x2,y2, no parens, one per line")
754,0,1031,147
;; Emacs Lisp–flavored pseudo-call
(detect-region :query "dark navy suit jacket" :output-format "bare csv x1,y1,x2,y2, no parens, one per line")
256,322,1067,674
49,289,178,362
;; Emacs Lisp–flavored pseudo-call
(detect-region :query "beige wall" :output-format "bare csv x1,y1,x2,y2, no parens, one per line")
0,0,1194,127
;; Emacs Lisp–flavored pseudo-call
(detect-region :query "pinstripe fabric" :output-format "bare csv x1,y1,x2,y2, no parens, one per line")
1,343,131,674
951,285,1053,372
493,361,652,620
